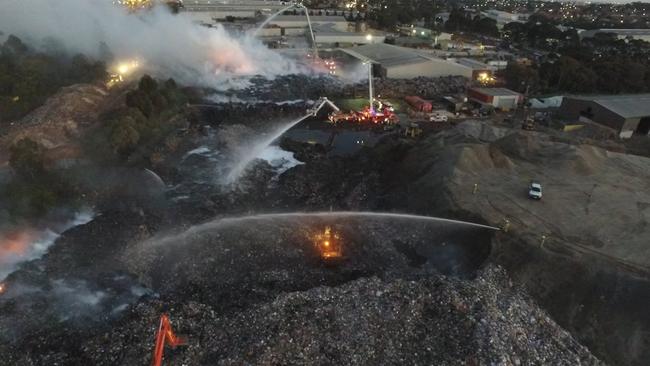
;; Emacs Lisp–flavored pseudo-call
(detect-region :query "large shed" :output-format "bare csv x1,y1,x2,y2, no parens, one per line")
559,94,650,138
467,87,522,110
339,43,472,79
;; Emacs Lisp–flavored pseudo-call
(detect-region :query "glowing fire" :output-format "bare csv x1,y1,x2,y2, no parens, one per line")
313,226,342,259
0,282,5,294
107,59,141,88
114,0,152,11
0,231,32,262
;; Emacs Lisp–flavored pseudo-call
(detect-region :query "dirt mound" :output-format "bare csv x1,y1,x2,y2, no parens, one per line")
0,84,119,164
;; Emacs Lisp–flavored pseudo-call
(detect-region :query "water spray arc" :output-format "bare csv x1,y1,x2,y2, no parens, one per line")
212,212,501,231
366,61,374,113
225,97,340,183
253,2,319,59
144,211,499,250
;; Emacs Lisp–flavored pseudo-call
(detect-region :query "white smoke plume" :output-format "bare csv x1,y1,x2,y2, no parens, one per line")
0,209,94,280
0,0,307,89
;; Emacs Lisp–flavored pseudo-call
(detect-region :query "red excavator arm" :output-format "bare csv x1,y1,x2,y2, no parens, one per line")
151,314,187,366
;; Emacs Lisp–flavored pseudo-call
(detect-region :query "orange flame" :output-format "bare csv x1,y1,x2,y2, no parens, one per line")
0,231,32,261
313,226,342,259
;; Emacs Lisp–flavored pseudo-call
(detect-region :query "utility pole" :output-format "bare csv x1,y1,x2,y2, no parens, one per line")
368,61,374,113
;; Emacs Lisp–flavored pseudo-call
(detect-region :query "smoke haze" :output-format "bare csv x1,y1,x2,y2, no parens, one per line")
0,0,306,89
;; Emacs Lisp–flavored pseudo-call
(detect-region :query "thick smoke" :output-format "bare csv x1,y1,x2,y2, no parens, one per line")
0,0,306,89
0,276,151,342
0,209,94,280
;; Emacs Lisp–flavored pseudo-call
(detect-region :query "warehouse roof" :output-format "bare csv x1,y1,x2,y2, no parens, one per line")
567,94,650,119
270,15,348,22
580,28,650,38
455,58,492,70
340,43,436,67
471,87,521,97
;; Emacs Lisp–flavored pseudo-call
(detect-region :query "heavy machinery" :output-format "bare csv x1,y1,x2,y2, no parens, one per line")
306,97,340,117
522,117,535,131
150,314,187,366
328,105,398,125
306,95,398,125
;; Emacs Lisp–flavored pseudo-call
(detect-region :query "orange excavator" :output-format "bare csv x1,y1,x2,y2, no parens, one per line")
150,314,187,366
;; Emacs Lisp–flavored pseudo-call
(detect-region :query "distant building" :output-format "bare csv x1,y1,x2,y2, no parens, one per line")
559,94,650,138
579,29,650,43
264,15,351,33
314,29,385,47
435,32,453,48
397,26,434,38
467,87,522,110
487,60,508,70
453,58,493,79
339,43,473,79
482,9,529,28
179,0,291,22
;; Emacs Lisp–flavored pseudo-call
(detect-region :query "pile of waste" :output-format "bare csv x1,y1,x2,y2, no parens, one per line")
71,266,600,365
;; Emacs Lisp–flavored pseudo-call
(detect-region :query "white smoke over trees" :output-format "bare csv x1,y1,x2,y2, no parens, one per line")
0,0,305,89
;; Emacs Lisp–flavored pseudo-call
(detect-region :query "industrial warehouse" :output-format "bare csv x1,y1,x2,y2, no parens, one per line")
467,87,522,110
559,94,650,138
339,43,473,79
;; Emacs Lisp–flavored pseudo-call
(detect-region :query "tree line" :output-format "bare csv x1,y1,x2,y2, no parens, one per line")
85,74,188,164
501,25,650,94
2,74,189,220
0,35,107,124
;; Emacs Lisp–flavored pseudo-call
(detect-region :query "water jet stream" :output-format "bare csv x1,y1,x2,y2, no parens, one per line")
145,211,499,249
215,212,500,230
225,113,311,183
253,4,297,37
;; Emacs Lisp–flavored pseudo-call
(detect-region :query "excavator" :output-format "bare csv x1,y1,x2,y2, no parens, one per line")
150,314,187,366
306,97,340,117
306,97,398,125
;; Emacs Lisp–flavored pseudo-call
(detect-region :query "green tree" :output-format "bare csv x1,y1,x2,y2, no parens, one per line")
553,56,596,93
68,54,107,84
125,89,154,118
110,117,141,155
1,35,28,56
501,62,540,93
472,16,499,37
139,74,158,94
9,138,45,179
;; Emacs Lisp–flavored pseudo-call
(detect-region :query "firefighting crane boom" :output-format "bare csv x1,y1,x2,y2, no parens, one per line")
254,2,319,59
307,97,340,117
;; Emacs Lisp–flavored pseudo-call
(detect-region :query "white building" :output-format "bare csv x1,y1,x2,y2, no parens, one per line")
482,9,528,28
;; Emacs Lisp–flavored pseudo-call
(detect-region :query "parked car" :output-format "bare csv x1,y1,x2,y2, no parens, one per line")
429,113,448,122
528,182,542,200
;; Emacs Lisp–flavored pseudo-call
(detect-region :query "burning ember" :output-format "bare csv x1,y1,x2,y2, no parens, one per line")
0,282,5,294
313,226,342,260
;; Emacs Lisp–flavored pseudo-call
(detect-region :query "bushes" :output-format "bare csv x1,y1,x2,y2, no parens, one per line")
9,138,45,179
125,75,185,118
2,138,71,219
86,75,187,164
0,35,107,124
